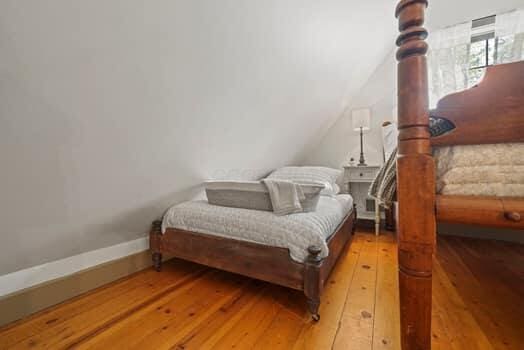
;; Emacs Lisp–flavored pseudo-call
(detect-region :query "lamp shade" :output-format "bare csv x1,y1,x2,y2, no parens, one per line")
351,108,371,131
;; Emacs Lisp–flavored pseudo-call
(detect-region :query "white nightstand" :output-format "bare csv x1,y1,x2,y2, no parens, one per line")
343,165,381,235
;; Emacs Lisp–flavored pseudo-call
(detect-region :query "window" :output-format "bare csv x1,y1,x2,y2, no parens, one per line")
468,15,496,86
429,10,523,107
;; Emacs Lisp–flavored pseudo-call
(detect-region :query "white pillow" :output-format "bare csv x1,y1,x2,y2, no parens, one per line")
382,122,398,160
266,166,342,196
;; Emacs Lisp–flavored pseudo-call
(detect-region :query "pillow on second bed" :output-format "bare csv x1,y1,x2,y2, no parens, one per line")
266,166,342,196
205,180,324,212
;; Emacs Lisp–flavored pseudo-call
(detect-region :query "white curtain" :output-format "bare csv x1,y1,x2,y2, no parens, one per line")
427,22,472,108
495,9,524,63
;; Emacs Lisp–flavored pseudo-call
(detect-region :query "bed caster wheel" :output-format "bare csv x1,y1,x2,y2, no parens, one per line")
312,314,320,322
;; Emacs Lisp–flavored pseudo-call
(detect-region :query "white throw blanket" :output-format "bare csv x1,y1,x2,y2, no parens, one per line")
262,179,305,215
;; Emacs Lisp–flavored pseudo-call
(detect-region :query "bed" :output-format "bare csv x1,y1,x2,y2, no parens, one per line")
150,194,356,321
378,125,524,229
394,1,524,349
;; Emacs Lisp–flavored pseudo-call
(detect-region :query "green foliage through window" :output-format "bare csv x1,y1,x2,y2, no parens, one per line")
468,15,498,87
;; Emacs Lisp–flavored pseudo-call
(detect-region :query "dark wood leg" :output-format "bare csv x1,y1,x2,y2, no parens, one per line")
352,204,357,234
307,297,321,322
150,220,163,272
152,252,162,272
385,205,396,231
304,245,323,322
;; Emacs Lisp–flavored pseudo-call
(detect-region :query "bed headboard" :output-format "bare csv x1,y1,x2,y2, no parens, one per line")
430,61,524,147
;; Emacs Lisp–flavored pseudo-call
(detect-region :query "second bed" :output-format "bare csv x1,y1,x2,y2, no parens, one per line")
151,191,356,321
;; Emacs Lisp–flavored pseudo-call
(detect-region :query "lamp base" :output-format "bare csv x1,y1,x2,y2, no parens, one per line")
358,127,367,167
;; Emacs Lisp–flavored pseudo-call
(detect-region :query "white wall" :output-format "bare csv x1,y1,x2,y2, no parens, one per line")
302,51,397,168
0,0,398,275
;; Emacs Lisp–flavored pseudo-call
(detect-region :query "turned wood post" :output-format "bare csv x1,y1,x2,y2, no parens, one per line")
304,245,323,321
352,204,357,234
150,220,163,271
395,1,436,349
385,206,396,231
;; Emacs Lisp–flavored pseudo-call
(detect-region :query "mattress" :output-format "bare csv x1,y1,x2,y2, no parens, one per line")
162,194,354,263
435,143,524,197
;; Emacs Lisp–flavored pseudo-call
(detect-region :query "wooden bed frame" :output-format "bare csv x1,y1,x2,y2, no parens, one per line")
150,204,356,321
395,1,524,349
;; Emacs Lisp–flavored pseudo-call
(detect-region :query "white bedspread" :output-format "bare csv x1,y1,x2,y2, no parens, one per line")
162,195,354,263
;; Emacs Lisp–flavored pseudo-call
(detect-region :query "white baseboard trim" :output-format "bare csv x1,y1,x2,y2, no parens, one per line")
0,237,149,298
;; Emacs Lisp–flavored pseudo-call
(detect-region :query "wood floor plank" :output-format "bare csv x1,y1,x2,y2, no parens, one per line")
291,233,365,350
432,258,493,350
332,235,378,350
4,261,207,349
210,285,283,349
472,239,524,281
438,238,523,350
0,260,200,348
253,308,305,350
431,312,454,350
452,237,524,303
451,237,523,290
372,235,400,350
75,270,246,349
171,282,268,350
127,279,252,350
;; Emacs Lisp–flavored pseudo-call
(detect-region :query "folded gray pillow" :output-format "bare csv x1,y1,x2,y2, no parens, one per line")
266,166,342,196
205,180,324,212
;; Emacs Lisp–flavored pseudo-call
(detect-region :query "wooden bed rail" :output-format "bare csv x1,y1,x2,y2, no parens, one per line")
436,195,524,229
395,1,436,349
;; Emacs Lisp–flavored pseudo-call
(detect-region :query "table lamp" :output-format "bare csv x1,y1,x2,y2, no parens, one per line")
352,108,371,166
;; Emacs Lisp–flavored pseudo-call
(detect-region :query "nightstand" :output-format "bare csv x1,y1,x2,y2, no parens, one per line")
343,165,381,235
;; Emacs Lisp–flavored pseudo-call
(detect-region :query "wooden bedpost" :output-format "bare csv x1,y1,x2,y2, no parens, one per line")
150,220,163,271
395,1,436,350
352,204,357,234
304,245,322,322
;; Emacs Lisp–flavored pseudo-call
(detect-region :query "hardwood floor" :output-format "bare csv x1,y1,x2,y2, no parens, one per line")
0,231,522,349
